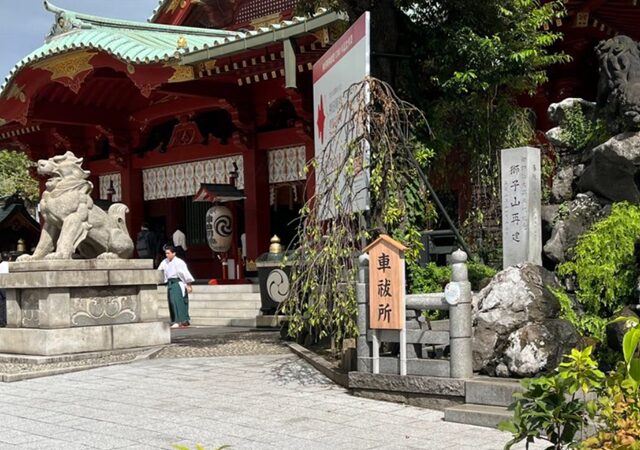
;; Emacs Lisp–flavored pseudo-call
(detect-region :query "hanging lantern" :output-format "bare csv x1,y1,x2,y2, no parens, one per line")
205,205,233,253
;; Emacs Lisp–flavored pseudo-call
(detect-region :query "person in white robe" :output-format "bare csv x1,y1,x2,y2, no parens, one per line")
158,245,194,328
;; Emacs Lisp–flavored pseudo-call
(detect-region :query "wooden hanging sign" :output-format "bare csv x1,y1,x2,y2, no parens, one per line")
364,234,406,330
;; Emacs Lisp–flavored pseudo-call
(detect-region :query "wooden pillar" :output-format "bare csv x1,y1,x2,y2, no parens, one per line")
120,155,144,239
243,144,270,261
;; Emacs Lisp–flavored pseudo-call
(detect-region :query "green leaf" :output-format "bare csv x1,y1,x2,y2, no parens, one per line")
629,357,640,382
497,419,517,433
610,315,640,326
623,327,640,365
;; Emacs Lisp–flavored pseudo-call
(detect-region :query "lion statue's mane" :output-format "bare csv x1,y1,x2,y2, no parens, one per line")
17,151,134,261
596,35,640,132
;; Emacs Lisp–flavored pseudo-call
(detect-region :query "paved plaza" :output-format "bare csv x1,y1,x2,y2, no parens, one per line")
0,350,544,450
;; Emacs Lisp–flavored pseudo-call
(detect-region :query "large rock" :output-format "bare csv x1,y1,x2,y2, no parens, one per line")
545,98,598,149
472,264,579,377
504,320,580,377
548,97,598,125
543,192,610,264
578,132,640,203
551,165,574,203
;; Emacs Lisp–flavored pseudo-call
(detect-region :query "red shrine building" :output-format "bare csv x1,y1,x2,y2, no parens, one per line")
0,0,342,278
0,0,639,278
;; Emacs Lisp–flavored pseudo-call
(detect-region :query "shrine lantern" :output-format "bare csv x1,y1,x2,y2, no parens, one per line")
205,205,233,253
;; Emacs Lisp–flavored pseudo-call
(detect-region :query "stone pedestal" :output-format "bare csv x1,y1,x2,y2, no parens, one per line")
0,259,170,356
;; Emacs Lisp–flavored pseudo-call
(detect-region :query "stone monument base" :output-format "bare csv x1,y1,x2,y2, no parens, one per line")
0,322,168,356
0,259,170,356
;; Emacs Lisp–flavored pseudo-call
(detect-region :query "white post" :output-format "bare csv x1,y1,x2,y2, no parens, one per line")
371,330,380,374
399,328,407,376
399,256,407,376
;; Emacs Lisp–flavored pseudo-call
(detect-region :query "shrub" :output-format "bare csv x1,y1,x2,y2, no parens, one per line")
467,260,497,291
558,202,640,317
559,104,608,151
549,286,607,343
408,262,451,294
501,317,640,450
499,346,604,449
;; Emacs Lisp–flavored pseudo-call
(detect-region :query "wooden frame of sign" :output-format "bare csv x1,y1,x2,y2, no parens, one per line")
364,234,406,330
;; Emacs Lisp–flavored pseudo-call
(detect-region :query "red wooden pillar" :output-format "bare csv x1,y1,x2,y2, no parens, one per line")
243,144,270,262
120,156,144,239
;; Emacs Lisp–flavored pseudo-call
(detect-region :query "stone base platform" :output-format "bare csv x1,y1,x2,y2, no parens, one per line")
0,259,170,356
256,315,288,328
0,322,169,356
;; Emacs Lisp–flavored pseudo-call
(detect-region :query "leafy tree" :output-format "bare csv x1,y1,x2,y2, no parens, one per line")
0,150,38,202
412,0,569,259
285,1,570,343
298,0,569,259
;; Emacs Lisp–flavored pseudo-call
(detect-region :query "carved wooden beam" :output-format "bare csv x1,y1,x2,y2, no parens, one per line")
29,102,129,129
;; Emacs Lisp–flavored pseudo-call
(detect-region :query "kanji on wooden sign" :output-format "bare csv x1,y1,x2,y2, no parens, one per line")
363,234,406,330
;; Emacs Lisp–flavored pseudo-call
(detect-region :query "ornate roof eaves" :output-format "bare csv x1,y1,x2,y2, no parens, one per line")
180,9,346,63
148,0,172,23
44,1,237,38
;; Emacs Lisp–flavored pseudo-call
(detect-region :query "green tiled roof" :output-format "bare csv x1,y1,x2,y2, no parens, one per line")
1,1,239,90
1,1,343,96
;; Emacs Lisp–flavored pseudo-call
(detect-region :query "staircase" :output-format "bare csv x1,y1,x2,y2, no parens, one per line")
444,377,523,428
157,284,262,327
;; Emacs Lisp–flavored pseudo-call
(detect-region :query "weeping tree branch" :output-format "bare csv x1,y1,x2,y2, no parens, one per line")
282,77,468,346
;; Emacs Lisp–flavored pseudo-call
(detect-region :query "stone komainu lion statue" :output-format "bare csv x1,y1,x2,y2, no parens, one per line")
17,151,134,261
596,35,640,132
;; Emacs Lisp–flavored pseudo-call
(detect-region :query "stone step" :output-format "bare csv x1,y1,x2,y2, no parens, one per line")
159,307,260,317
159,301,261,311
182,293,262,301
465,377,523,407
444,403,513,429
160,300,262,309
158,313,258,327
157,284,260,294
185,309,260,319
188,317,257,327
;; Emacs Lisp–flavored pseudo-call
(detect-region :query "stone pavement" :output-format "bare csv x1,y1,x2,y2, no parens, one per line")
0,352,545,450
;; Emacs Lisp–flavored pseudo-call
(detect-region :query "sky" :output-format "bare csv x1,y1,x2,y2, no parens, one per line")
0,0,160,81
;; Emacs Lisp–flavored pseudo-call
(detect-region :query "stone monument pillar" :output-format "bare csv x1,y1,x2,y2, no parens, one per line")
501,146,542,268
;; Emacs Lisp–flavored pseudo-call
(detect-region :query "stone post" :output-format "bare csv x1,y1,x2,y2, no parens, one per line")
356,253,371,372
501,146,542,268
449,249,473,379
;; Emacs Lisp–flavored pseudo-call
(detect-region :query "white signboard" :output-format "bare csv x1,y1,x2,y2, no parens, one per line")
501,146,542,268
313,12,370,219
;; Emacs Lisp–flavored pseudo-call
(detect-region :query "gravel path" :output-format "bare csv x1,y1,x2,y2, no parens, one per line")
155,330,290,358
